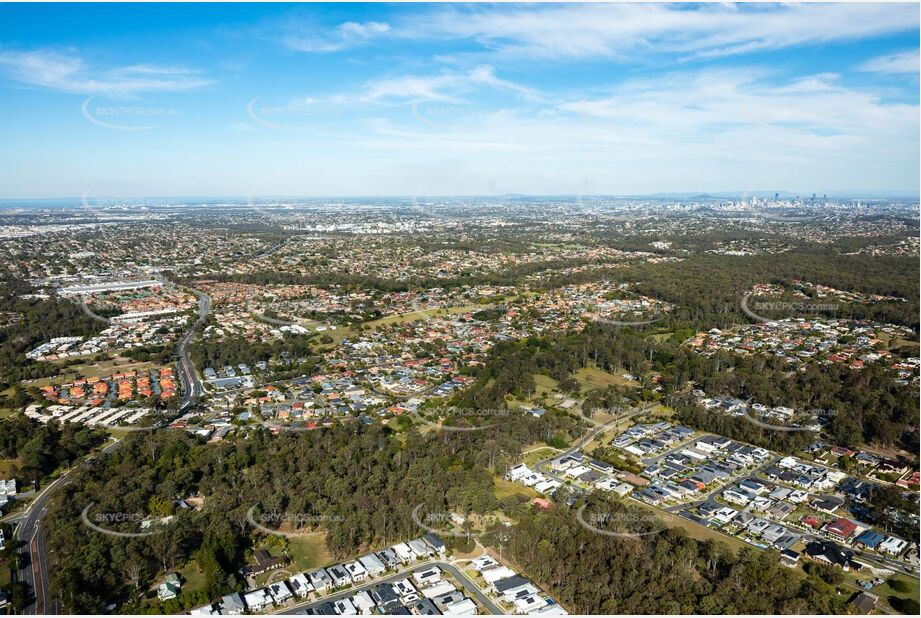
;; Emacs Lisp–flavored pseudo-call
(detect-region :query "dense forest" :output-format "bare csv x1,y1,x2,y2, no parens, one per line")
535,252,919,331
190,332,319,374
42,411,583,613
502,496,846,614
0,416,106,481
660,349,919,451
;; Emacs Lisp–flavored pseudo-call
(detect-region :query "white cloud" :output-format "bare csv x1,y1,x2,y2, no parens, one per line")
360,65,537,103
553,68,918,158
397,3,919,62
336,67,918,194
859,49,920,74
283,20,390,52
0,49,212,96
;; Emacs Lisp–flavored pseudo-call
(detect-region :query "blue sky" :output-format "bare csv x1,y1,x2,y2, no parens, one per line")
0,2,918,198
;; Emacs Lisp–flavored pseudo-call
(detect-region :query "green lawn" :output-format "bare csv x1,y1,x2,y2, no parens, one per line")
494,476,539,502
178,560,207,594
365,304,481,328
522,447,561,467
872,573,920,613
531,374,559,399
287,533,333,572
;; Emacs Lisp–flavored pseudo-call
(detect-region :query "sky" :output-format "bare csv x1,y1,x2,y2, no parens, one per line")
0,2,919,199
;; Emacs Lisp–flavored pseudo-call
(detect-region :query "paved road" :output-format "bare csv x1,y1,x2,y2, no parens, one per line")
176,286,211,407
77,299,111,324
275,560,504,615
533,403,655,473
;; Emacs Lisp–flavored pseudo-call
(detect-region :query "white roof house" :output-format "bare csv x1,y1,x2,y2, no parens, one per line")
334,597,358,615
352,590,376,614
392,542,415,562
481,566,516,584
514,595,548,614
359,553,386,575
444,598,478,615
412,566,442,587
471,555,498,572
243,589,273,612
393,578,420,602
345,560,368,581
422,581,457,599
268,581,292,604
880,536,908,556
288,573,314,598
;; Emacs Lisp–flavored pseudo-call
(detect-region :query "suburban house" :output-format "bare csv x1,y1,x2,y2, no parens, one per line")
422,533,446,554
805,541,860,571
412,566,442,587
157,573,181,601
308,567,334,591
287,573,314,598
408,538,434,558
327,563,352,587
243,588,273,613
879,535,908,556
376,548,401,569
219,592,246,615
345,560,368,582
392,542,415,563
822,518,859,542
265,582,289,605
359,553,387,576
242,549,288,576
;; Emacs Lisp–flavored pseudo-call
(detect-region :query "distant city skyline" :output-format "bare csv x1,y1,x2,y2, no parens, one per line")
1,2,919,198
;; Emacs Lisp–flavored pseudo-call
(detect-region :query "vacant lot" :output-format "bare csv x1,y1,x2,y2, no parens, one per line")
287,532,334,572
574,366,637,392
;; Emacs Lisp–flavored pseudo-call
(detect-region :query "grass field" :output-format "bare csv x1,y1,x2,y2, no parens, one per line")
531,374,559,399
867,573,920,609
493,476,539,502
573,366,637,392
521,446,562,467
287,532,334,572
178,560,207,594
627,498,749,554
365,304,481,329
0,459,18,478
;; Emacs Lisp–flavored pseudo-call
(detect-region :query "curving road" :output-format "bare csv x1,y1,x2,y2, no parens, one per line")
176,286,211,408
